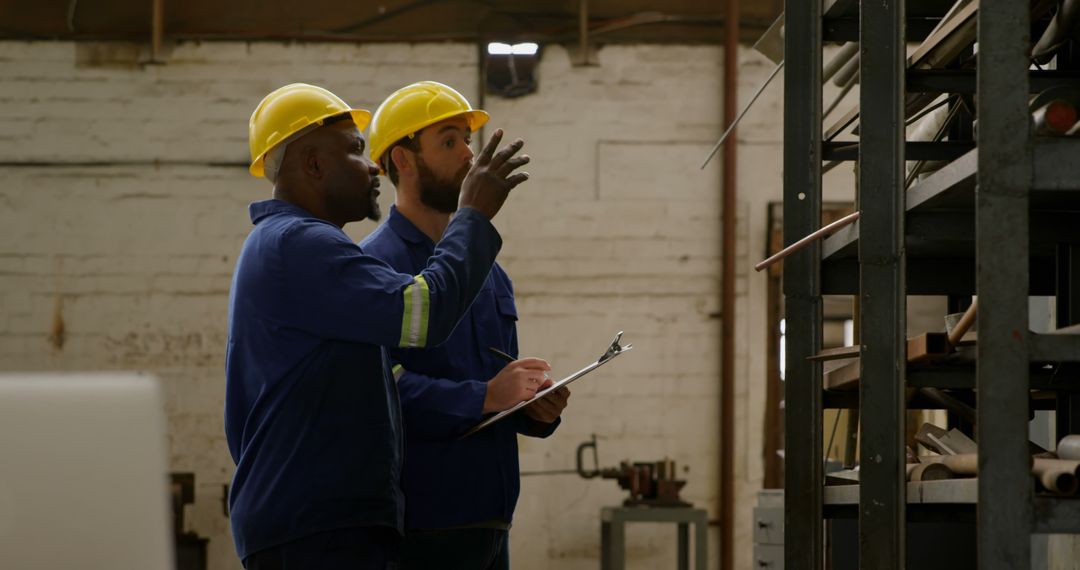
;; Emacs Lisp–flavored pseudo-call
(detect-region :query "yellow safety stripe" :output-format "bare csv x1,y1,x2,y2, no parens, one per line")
398,275,430,348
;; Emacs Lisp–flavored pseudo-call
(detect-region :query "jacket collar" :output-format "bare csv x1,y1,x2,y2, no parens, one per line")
248,199,315,225
386,205,435,247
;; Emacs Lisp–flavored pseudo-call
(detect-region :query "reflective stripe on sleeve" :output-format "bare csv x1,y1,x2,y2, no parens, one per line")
398,275,430,348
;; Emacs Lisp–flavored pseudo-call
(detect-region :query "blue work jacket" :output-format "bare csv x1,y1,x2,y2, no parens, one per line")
360,205,559,530
225,199,501,560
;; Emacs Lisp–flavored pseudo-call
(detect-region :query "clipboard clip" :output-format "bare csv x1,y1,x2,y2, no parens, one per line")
600,331,632,363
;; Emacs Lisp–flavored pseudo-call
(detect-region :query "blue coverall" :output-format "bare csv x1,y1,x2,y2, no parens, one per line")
224,199,502,563
361,206,559,564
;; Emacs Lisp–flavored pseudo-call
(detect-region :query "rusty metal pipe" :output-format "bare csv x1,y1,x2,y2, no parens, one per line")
754,211,860,272
946,300,978,348
151,0,164,62
578,0,589,66
719,1,738,568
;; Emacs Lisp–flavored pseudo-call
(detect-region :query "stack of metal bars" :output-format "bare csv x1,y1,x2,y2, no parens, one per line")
782,0,1080,568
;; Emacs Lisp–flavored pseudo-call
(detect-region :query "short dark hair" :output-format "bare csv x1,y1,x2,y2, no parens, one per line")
385,130,424,186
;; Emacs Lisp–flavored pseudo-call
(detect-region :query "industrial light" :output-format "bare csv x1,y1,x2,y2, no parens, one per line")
485,42,540,98
487,42,539,56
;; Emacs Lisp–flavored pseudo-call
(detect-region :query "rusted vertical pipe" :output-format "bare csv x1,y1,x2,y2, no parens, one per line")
720,0,738,569
476,39,487,150
578,0,589,66
151,0,164,62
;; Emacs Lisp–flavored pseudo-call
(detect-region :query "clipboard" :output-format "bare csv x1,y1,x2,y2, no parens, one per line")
460,331,633,439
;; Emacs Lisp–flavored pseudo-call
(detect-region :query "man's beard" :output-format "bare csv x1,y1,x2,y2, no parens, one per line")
366,188,382,221
416,156,467,214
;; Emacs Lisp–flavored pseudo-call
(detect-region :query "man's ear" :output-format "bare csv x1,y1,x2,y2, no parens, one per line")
300,144,322,180
390,146,414,179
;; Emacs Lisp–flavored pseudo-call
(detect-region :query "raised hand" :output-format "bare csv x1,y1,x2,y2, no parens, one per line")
458,129,530,220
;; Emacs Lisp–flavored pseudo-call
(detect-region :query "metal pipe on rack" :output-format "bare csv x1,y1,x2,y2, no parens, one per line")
1032,0,1080,64
823,42,859,84
1032,458,1080,495
1032,99,1079,136
907,462,955,481
754,211,860,272
919,388,977,426
946,300,978,348
922,453,979,474
1057,434,1080,460
832,53,860,88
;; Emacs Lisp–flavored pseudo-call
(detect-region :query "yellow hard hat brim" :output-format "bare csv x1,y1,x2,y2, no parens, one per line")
249,109,372,178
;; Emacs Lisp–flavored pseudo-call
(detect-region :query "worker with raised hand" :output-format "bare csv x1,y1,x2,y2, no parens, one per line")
360,81,571,570
224,83,538,570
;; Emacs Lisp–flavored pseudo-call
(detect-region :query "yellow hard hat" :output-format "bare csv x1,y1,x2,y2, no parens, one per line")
368,81,490,172
248,83,372,177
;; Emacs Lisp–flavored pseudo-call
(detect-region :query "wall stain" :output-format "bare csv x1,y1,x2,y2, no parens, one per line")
48,295,65,350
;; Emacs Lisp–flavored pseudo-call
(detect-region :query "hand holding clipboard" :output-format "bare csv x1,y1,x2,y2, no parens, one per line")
460,332,633,439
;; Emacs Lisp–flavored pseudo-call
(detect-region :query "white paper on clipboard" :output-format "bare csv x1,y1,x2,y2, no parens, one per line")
459,332,633,439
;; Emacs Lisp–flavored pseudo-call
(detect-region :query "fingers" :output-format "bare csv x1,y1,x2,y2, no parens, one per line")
511,357,551,371
546,387,570,405
531,398,558,417
475,128,503,165
540,388,568,408
489,138,524,170
504,172,530,190
523,406,548,423
498,154,530,176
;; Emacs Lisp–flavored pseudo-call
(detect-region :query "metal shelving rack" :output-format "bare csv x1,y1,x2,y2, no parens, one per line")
783,0,1080,568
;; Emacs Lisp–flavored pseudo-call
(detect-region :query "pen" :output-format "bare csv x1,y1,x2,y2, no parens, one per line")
488,346,551,382
487,347,516,362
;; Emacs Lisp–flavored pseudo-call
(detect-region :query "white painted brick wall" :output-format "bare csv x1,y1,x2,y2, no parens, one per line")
0,39,789,570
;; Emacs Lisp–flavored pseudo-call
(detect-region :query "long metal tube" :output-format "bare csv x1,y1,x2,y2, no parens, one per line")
1033,0,1080,64
754,211,860,272
151,0,164,62
832,53,860,88
701,61,784,170
719,0,738,567
578,0,590,66
823,42,859,84
1057,434,1080,460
